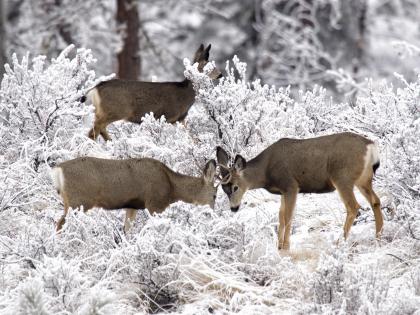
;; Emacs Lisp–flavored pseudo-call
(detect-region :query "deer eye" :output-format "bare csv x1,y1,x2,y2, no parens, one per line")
233,185,239,193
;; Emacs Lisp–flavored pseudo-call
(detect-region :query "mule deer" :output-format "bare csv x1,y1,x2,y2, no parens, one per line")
216,132,383,250
51,157,217,232
83,44,222,141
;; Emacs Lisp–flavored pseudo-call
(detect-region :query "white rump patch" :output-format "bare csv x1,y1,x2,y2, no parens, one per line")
365,143,380,168
359,143,380,182
87,88,101,110
50,167,65,193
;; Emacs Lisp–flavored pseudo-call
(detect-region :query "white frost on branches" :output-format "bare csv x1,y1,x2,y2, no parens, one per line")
0,47,419,314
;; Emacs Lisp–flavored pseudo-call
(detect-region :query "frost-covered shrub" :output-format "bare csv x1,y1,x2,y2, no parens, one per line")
15,279,50,315
334,76,419,202
0,45,419,314
0,45,98,166
311,248,391,314
184,55,346,162
0,45,116,169
312,250,345,307
0,45,112,213
107,114,205,175
186,56,294,159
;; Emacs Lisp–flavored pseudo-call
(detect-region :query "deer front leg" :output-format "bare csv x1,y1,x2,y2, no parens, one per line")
124,208,137,233
278,196,286,249
100,129,111,141
278,190,298,250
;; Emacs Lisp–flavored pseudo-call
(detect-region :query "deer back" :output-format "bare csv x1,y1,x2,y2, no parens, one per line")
259,132,372,193
218,132,376,199
94,79,195,124
53,157,218,213
55,157,173,211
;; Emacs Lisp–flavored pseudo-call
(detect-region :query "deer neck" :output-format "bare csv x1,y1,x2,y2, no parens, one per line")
243,157,267,190
179,78,196,106
181,78,194,91
170,171,203,204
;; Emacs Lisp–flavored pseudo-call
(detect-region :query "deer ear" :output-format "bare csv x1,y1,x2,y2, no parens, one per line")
216,147,230,178
203,44,211,61
216,146,230,166
193,44,205,62
204,159,217,182
234,155,246,171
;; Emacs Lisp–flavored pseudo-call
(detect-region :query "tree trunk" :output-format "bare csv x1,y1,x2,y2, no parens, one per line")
116,0,140,80
0,0,6,79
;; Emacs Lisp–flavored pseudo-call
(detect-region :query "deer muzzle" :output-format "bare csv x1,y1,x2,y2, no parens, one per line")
230,205,239,212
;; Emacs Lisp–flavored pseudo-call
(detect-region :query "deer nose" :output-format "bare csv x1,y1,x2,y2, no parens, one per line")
231,206,239,212
217,73,223,79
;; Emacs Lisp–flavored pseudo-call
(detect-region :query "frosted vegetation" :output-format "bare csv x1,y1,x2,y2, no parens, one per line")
0,44,419,314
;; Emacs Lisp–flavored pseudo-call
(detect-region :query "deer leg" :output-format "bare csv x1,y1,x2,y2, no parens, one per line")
88,122,100,140
334,181,361,240
124,208,137,233
100,129,111,141
88,116,111,141
278,196,286,249
56,195,69,232
56,209,68,232
281,190,298,250
357,181,383,239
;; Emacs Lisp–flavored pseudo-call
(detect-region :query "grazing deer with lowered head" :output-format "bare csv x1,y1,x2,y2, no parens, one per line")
216,132,383,250
83,44,222,141
51,157,217,232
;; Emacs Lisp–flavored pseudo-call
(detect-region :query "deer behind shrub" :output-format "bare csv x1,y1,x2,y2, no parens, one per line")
84,44,222,141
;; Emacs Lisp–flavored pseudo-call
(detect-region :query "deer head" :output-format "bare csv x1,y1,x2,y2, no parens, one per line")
193,44,222,80
198,159,218,209
216,147,248,212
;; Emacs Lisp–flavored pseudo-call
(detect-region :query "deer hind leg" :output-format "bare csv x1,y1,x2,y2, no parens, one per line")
278,190,298,250
56,193,70,232
333,180,361,240
356,177,383,239
88,116,111,141
124,208,137,233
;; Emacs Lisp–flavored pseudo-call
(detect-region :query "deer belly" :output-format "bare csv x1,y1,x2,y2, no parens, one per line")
298,180,335,194
71,188,143,211
95,195,145,210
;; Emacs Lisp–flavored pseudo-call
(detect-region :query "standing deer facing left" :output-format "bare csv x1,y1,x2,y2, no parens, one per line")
83,44,222,141
216,132,384,250
51,157,217,232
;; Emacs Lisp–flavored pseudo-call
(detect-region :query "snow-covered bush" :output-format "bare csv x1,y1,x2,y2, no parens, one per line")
184,56,336,160
326,43,420,244
0,45,114,165
0,45,419,314
311,248,392,314
336,76,419,201
107,114,203,175
0,45,112,213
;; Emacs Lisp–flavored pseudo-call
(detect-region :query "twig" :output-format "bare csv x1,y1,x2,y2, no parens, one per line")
386,253,410,266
